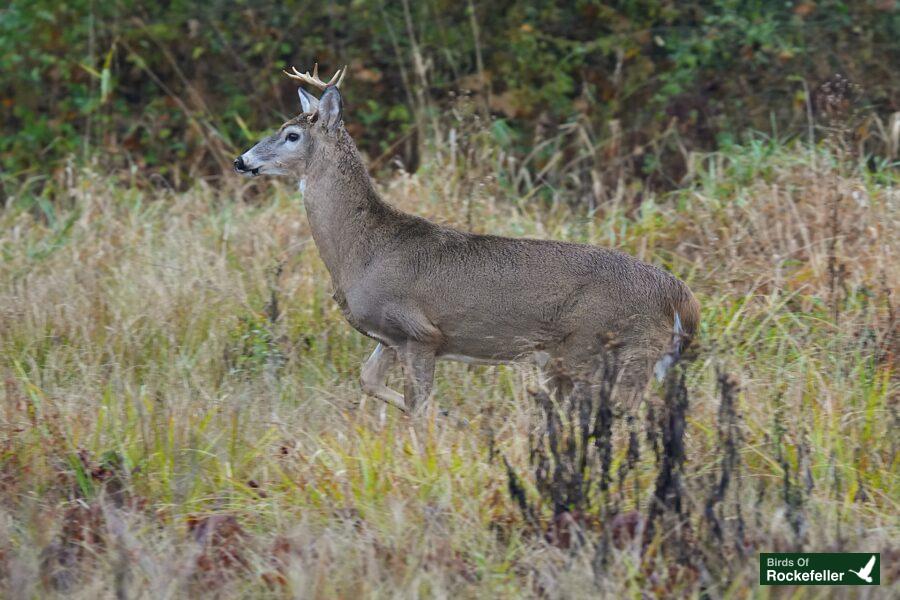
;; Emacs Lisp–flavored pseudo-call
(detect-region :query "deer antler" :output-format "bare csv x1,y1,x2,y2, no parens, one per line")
283,63,348,90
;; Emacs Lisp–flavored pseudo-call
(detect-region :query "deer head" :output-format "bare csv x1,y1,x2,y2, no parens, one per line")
234,64,348,178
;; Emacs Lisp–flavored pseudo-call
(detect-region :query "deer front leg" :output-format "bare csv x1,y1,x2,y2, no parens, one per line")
399,340,436,413
360,343,407,412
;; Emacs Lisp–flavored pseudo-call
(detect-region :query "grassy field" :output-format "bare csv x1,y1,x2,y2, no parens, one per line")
0,134,897,598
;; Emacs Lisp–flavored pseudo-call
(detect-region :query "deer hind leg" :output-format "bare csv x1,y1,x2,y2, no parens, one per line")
360,343,408,412
611,350,659,413
539,358,576,404
399,340,436,414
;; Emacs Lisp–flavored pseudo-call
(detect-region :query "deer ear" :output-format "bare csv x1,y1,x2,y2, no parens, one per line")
318,86,343,133
297,88,319,114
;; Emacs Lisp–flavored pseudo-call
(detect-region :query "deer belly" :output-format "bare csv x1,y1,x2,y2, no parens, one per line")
437,329,544,363
439,353,509,365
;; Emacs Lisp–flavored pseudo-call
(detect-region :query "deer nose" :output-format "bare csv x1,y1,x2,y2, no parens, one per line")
234,156,246,172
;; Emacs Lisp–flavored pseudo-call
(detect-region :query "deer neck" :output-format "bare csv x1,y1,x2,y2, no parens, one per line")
301,131,393,291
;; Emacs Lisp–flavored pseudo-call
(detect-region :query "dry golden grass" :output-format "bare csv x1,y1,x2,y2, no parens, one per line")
0,137,897,598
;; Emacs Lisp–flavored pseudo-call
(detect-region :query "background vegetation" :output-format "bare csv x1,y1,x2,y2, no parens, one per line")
2,0,899,188
1,1,898,598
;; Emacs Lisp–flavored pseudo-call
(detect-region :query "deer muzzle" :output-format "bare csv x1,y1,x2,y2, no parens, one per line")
233,156,259,176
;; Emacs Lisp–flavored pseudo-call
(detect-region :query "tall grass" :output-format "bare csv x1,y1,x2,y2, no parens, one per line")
0,132,897,597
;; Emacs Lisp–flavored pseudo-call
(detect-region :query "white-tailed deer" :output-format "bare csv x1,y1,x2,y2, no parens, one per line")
234,64,700,413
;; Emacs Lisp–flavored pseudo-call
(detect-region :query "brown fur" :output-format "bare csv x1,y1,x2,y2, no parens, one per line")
236,86,700,413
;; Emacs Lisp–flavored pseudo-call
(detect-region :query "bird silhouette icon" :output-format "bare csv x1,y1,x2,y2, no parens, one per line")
848,555,876,583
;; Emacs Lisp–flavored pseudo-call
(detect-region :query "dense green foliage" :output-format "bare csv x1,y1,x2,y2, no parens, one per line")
2,0,898,187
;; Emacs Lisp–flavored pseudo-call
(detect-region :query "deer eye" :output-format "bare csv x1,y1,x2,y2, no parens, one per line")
286,132,300,142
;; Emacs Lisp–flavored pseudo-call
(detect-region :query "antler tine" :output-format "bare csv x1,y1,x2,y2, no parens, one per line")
336,65,348,88
283,63,347,90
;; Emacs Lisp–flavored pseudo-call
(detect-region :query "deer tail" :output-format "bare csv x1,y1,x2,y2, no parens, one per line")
653,287,700,381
